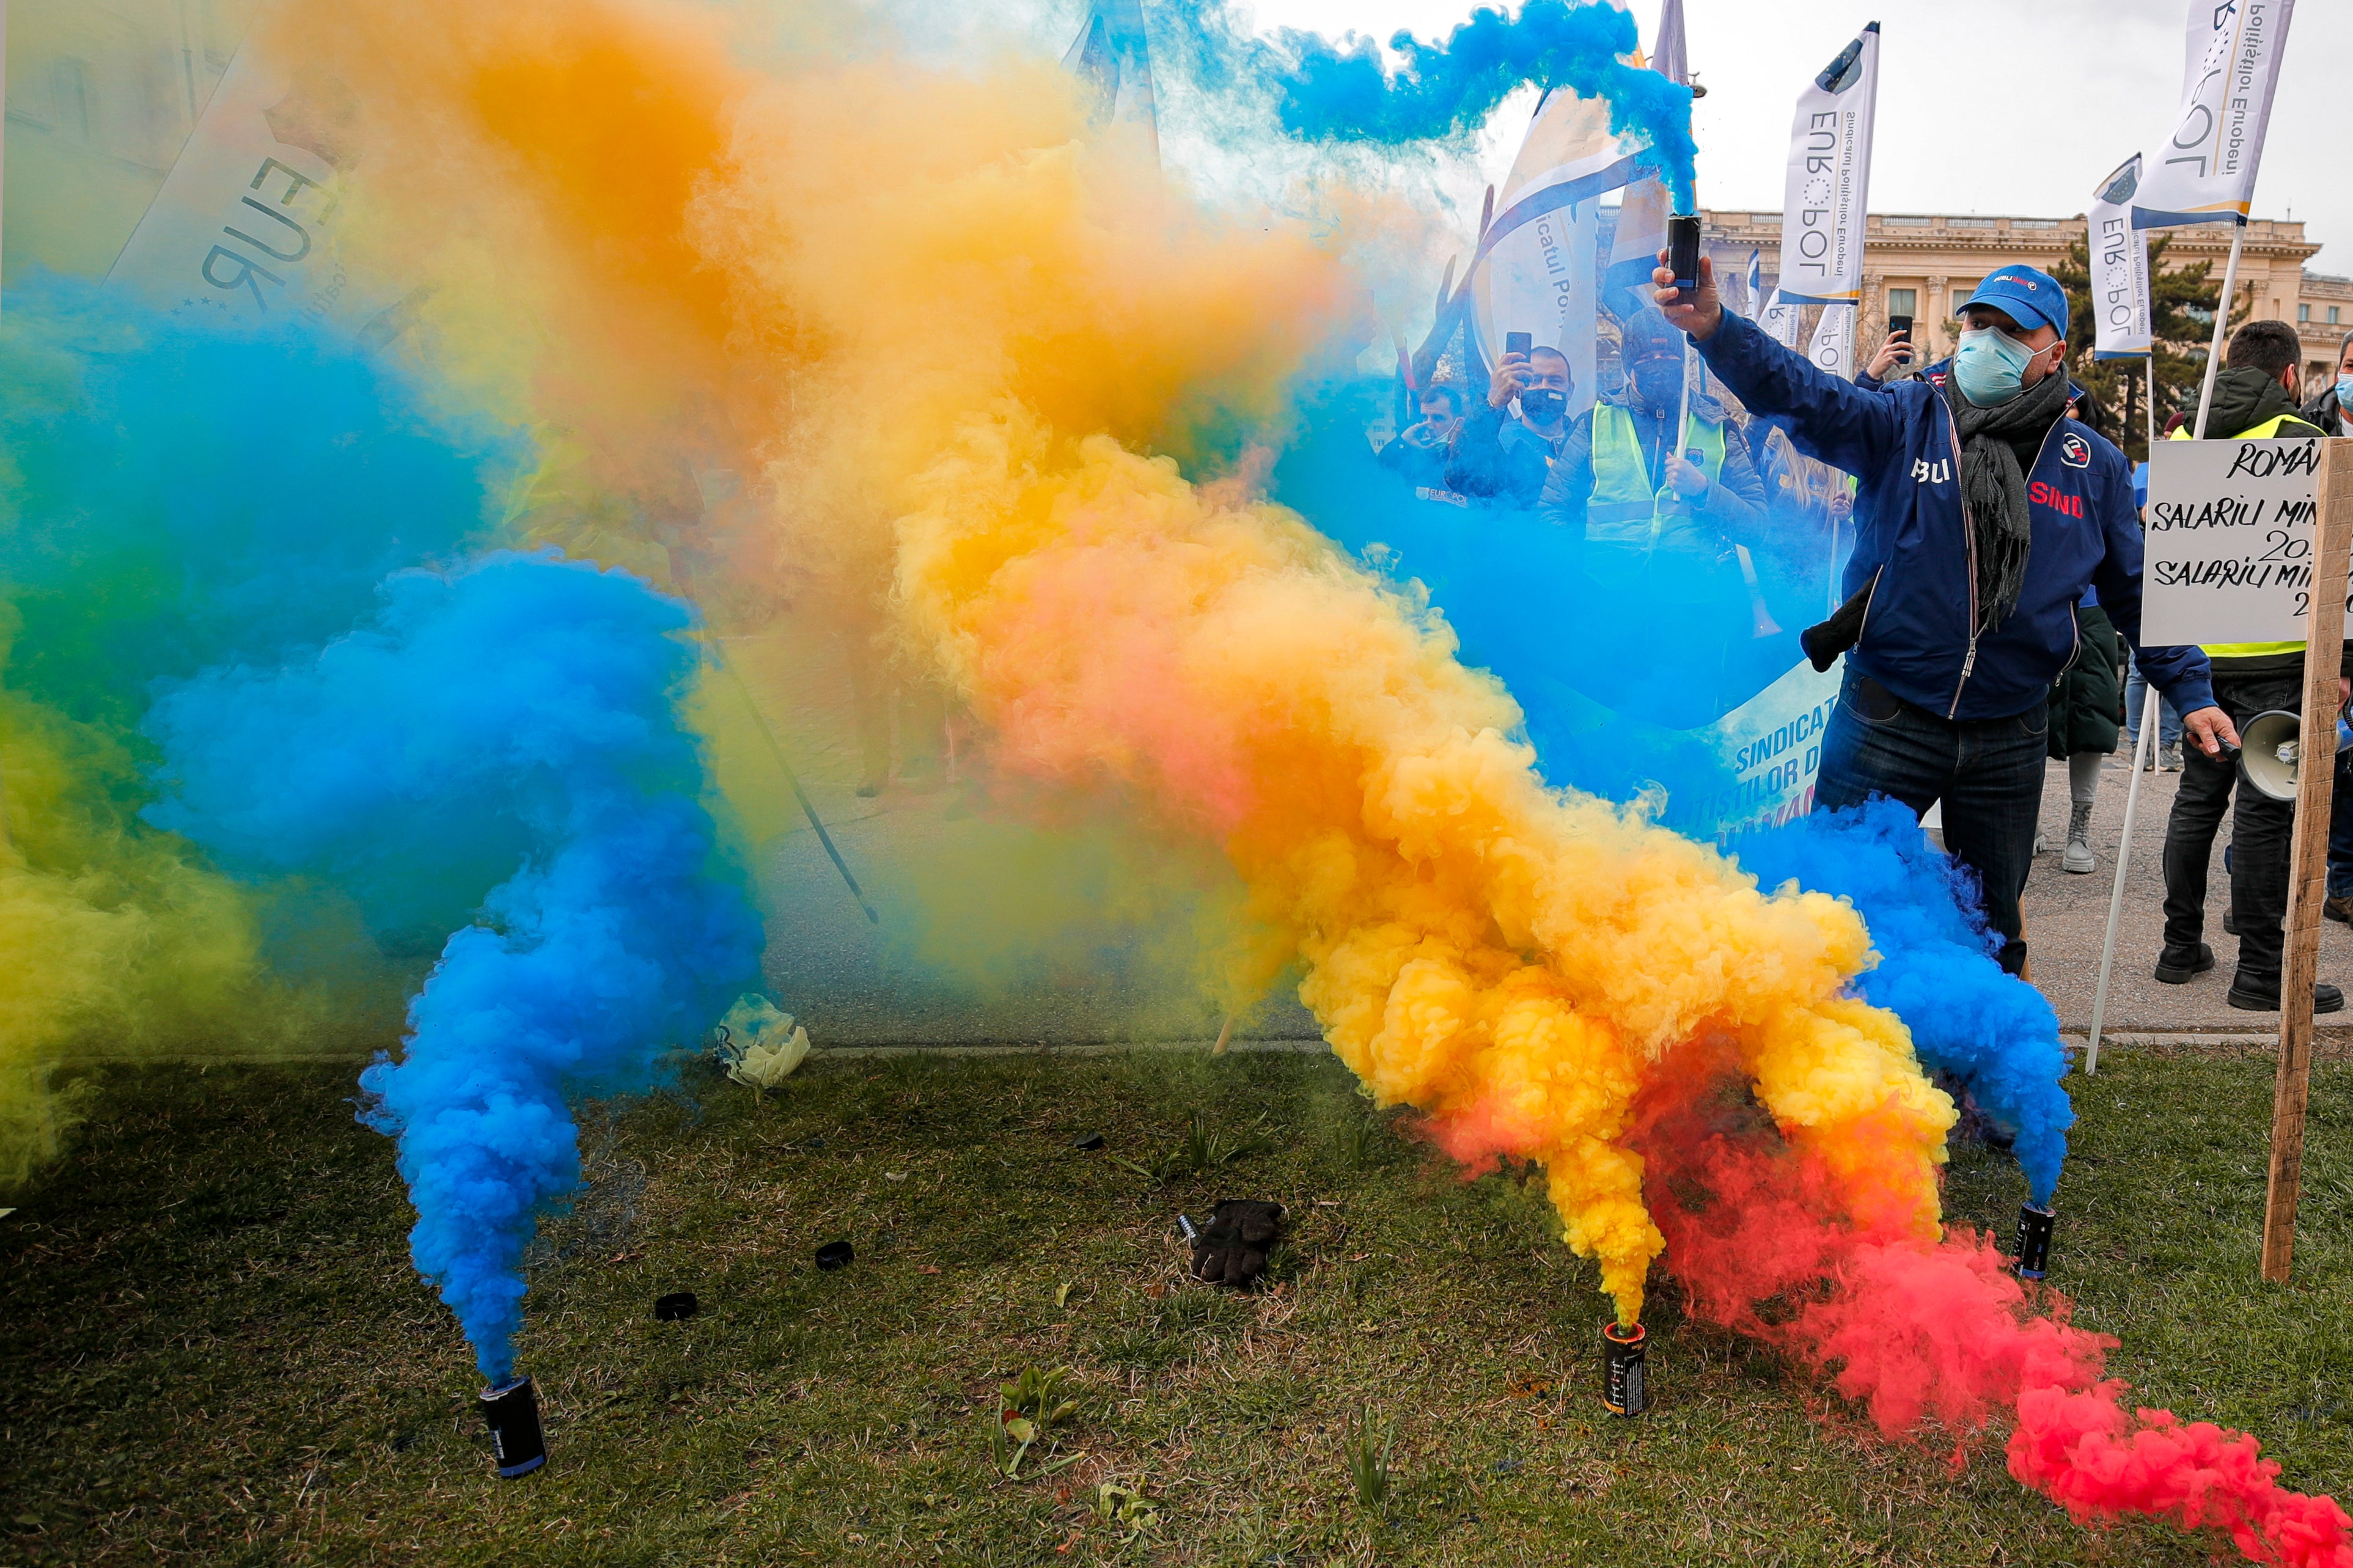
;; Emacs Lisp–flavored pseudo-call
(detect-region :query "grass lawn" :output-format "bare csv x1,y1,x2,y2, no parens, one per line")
3,1045,2350,1566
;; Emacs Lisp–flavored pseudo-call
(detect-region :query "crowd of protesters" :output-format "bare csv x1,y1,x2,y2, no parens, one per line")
1369,247,2353,1009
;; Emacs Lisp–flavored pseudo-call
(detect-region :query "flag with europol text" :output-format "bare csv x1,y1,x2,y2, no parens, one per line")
1807,302,1856,382
2129,0,2294,229
1775,23,1879,307
2088,157,2154,361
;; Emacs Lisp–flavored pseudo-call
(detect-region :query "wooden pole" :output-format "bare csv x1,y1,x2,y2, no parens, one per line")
2261,437,2353,1282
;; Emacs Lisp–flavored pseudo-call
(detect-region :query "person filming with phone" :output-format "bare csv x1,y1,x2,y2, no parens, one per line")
1653,252,2234,978
1856,323,1914,390
1445,335,1574,506
1535,307,1768,723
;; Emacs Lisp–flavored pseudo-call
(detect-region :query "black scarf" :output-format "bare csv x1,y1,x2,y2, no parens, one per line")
1942,368,2069,626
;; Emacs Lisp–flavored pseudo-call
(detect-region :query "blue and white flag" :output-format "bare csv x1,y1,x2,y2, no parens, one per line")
2088,156,2154,359
1776,24,1879,306
1472,88,1644,419
1744,249,1763,318
2130,0,2293,228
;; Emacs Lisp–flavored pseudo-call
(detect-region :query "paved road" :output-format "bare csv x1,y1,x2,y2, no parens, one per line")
2019,752,2353,1033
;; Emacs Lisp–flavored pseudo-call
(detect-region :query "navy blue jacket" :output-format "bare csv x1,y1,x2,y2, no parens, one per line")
1695,310,2214,722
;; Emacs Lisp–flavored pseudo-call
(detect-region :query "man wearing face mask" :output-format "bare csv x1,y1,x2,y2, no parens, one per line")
2300,329,2353,436
1656,257,2233,977
1537,308,1768,722
1446,344,1573,506
1539,307,1766,552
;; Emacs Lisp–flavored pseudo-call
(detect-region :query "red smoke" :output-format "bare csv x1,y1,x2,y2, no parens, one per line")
1624,1042,2352,1567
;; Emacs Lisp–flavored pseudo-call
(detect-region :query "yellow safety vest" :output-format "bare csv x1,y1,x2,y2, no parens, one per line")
1587,404,1727,546
2170,415,2311,659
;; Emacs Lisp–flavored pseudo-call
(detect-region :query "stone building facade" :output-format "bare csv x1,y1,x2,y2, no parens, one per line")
1702,209,2344,394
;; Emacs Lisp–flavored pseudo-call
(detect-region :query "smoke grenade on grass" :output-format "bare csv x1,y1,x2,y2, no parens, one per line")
480,1374,548,1478
2014,1204,2054,1281
148,552,763,1382
1601,1321,1648,1417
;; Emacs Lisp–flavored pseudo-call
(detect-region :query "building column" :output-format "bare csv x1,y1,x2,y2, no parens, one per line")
1860,273,1884,368
1926,275,1950,356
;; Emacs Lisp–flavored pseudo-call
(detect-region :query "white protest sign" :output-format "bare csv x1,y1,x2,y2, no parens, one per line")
1807,302,1856,380
2143,438,2350,643
1689,655,1847,837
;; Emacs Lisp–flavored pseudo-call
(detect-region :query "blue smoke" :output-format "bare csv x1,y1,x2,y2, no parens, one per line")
0,274,507,731
1730,800,2074,1204
1272,376,2074,1204
1207,0,1696,208
147,552,763,1379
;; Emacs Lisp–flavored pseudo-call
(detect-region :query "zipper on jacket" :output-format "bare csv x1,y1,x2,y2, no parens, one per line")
1941,397,1980,719
1945,409,2071,717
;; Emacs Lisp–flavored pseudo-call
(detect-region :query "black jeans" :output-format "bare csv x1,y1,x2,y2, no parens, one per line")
1815,667,2049,975
2161,672,2300,984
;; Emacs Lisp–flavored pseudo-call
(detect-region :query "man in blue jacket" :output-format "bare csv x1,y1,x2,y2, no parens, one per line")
1653,257,2234,976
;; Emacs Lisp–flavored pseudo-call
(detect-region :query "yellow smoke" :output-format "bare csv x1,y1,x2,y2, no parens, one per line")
274,0,1958,1322
0,689,400,1188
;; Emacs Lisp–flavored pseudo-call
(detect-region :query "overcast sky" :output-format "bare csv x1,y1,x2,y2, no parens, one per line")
1246,0,2346,272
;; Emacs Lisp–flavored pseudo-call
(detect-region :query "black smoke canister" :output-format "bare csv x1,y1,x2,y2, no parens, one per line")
1601,1322,1648,1417
480,1374,548,1478
2014,1203,2055,1281
1667,214,1702,298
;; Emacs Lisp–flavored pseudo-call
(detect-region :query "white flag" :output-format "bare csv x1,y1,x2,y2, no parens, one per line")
2088,158,2154,360
2129,0,2294,228
1758,289,1803,351
1472,87,1643,419
1062,0,1159,163
1775,24,1879,306
1807,303,1856,381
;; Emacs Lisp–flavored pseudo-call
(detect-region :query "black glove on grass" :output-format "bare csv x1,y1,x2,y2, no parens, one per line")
1191,1199,1285,1288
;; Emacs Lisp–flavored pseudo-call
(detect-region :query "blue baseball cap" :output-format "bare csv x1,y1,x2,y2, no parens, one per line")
1958,265,2069,338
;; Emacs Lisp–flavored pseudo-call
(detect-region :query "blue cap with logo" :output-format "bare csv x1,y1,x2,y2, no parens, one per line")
1958,265,2069,339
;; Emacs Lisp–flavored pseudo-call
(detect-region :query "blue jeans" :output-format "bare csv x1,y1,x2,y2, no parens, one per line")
2124,659,2182,752
1815,667,2049,975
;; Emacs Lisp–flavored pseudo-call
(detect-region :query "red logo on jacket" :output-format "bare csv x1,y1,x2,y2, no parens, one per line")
2028,479,2085,518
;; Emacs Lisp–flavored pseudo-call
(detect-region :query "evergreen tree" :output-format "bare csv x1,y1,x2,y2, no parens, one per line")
2052,232,2250,460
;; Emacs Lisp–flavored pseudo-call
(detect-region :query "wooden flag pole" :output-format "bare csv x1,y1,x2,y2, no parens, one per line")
2261,437,2353,1282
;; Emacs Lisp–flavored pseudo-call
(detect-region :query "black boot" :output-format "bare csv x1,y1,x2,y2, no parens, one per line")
2225,975,2346,1013
2154,942,2215,984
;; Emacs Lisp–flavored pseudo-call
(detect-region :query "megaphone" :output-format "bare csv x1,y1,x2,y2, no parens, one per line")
2237,709,2353,802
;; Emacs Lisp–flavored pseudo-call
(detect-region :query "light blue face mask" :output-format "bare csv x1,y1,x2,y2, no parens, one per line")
1951,325,2043,408
2336,373,2353,412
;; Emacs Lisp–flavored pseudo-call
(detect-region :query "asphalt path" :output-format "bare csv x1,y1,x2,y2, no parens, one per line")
2019,752,2353,1034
